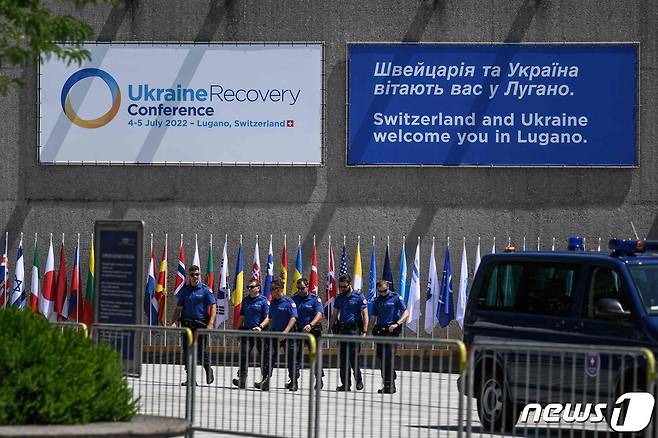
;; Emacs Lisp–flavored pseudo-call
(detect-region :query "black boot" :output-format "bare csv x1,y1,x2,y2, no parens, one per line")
289,379,299,392
254,377,270,391
232,376,246,389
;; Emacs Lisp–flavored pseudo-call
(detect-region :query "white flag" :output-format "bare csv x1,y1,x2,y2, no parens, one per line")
11,237,25,308
474,239,481,277
423,240,439,334
193,235,200,268
456,240,469,329
406,239,421,333
215,237,230,327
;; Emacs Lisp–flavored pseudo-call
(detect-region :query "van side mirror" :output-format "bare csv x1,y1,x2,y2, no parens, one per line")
595,298,631,321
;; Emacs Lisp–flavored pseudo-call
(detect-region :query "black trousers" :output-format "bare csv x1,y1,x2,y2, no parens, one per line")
338,328,362,387
375,333,399,386
238,336,272,378
290,332,325,381
181,328,211,373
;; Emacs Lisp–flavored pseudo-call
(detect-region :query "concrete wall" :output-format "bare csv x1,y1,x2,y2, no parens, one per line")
0,0,655,337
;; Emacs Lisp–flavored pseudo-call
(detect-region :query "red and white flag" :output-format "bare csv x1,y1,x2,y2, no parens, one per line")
30,233,40,312
325,238,337,318
251,237,261,282
40,234,56,320
174,235,185,296
55,236,69,320
309,238,318,294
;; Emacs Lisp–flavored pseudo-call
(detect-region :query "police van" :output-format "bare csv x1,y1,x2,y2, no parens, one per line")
462,237,658,432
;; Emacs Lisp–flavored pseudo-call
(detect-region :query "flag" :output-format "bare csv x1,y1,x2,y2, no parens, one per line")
474,238,482,277
353,239,362,292
11,236,25,308
292,240,302,292
206,236,214,291
456,240,469,329
406,239,421,333
155,243,168,325
67,236,80,320
40,235,56,320
382,243,394,291
423,240,439,334
366,241,376,313
339,242,348,277
325,240,337,319
263,237,273,300
398,239,408,305
309,240,318,294
0,236,9,308
491,238,496,254
280,237,288,295
144,242,158,325
231,239,244,329
193,235,200,269
55,239,69,320
80,239,95,327
215,236,230,327
174,238,185,296
437,246,454,328
251,238,261,282
30,234,40,312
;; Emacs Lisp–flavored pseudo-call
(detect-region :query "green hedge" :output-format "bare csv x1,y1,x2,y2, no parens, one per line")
0,308,137,425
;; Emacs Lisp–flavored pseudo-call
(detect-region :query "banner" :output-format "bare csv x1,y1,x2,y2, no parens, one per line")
347,43,638,167
40,43,323,165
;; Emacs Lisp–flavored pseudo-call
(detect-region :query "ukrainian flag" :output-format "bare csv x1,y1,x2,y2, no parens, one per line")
292,241,302,294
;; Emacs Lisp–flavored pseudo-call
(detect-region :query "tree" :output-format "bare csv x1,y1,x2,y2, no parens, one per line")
0,0,113,95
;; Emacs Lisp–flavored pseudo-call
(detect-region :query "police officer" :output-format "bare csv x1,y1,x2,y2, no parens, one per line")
232,279,270,389
371,279,409,394
262,279,298,391
291,277,325,390
171,265,216,385
329,274,368,391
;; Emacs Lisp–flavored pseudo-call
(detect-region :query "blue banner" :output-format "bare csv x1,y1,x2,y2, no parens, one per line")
347,44,638,166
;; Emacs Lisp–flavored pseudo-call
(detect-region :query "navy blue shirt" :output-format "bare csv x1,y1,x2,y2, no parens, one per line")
177,283,216,320
372,292,406,326
292,292,323,329
269,296,298,331
240,294,269,329
334,290,367,324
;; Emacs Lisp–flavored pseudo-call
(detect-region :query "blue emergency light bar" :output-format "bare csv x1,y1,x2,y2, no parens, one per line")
608,239,658,256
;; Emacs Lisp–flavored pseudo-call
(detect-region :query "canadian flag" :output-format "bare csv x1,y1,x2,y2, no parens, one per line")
40,235,56,321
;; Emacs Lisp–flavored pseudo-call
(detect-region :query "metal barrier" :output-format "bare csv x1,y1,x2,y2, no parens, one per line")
466,340,656,438
192,329,318,438
50,321,89,337
316,334,467,438
89,324,195,425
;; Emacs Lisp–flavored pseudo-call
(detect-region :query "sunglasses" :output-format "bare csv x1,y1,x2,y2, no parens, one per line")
247,285,259,289
377,289,388,293
189,273,200,277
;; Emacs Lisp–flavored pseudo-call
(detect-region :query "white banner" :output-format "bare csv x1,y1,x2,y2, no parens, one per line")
39,43,323,165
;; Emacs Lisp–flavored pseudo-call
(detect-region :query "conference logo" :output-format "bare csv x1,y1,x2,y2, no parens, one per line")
61,68,121,128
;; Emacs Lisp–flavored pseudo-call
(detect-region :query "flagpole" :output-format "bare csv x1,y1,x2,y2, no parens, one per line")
416,236,420,342
446,236,450,343
2,231,9,309
149,233,153,327
431,236,435,342
76,233,80,321
34,232,38,312
164,232,168,328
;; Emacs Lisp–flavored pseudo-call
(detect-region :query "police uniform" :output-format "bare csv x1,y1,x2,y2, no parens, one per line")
237,293,270,382
292,292,325,386
267,295,298,386
177,283,216,381
372,291,406,391
334,290,367,389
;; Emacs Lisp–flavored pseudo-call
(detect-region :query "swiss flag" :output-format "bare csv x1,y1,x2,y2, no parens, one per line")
286,120,294,128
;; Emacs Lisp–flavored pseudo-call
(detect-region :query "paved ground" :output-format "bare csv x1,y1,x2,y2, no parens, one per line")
128,365,616,438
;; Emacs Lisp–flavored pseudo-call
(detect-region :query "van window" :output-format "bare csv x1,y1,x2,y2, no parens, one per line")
582,267,631,319
478,262,577,316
